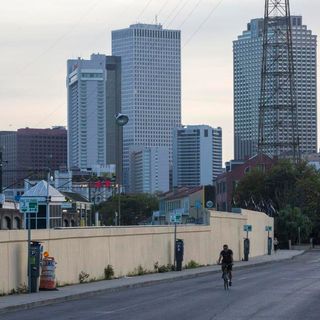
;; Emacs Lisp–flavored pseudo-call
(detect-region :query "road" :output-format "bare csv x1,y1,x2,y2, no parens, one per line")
3,251,320,320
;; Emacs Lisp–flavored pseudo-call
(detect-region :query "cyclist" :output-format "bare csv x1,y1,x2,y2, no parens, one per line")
218,244,233,286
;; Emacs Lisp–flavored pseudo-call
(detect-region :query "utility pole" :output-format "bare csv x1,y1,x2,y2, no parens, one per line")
258,0,300,161
46,170,50,229
0,148,3,208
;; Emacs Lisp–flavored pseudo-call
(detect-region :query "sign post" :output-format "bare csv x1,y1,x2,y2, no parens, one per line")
170,212,182,270
265,226,273,255
243,224,252,261
20,198,39,293
243,224,252,239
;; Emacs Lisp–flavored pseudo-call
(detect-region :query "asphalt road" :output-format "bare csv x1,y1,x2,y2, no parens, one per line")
3,251,320,320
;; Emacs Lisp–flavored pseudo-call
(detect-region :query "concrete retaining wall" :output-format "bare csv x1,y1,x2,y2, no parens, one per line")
0,209,273,294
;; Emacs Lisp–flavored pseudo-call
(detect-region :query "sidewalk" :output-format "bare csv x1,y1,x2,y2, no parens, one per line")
0,250,304,314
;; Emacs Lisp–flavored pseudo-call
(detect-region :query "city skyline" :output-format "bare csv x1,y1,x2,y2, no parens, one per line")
1,0,319,163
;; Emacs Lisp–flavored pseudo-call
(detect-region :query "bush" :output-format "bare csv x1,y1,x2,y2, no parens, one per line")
127,265,149,276
104,265,115,280
185,260,200,269
79,271,90,283
154,262,174,273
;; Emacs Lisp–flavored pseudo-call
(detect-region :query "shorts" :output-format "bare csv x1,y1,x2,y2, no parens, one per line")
221,263,233,272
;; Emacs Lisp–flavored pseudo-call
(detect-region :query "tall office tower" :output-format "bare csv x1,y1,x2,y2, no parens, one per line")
129,146,169,194
0,127,67,188
234,16,317,160
67,54,122,182
173,125,222,188
112,23,181,189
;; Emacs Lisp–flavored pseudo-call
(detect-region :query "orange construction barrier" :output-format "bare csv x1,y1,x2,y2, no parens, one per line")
39,257,57,290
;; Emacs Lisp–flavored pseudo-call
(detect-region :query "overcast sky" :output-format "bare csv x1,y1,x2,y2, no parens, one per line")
0,0,319,162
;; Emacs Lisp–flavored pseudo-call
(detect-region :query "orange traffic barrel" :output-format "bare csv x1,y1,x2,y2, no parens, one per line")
39,257,57,290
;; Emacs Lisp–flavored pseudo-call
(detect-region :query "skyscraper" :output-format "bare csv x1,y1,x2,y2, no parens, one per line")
130,146,169,194
112,23,181,189
234,16,317,160
0,127,67,188
67,54,122,181
173,125,222,188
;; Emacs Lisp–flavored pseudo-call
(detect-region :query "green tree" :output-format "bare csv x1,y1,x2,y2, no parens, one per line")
276,206,312,244
98,193,159,225
234,169,267,208
234,160,320,243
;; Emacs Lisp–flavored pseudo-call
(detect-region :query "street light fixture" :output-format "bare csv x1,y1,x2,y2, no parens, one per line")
115,113,129,226
115,113,129,126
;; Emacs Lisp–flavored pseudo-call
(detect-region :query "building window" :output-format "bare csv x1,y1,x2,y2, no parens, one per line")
244,167,251,174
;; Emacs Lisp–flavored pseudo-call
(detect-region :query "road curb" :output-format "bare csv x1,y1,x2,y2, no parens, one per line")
0,251,304,315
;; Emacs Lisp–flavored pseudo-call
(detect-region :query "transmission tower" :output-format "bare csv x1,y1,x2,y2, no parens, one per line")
258,0,300,161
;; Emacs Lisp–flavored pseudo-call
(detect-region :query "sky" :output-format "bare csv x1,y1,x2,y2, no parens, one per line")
0,0,319,162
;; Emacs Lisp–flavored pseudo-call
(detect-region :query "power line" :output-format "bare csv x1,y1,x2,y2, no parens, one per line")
157,0,171,18
136,0,154,21
18,0,103,75
166,0,193,28
178,0,203,28
183,0,225,48
162,1,184,26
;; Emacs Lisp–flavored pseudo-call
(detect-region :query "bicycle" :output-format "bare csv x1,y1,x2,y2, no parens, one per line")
221,264,231,290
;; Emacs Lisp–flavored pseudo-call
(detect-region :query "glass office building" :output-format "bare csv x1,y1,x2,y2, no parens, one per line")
234,16,317,160
112,23,181,189
173,125,222,187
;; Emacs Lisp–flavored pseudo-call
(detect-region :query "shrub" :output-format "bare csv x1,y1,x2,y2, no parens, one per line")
79,271,90,283
104,265,115,280
185,260,200,269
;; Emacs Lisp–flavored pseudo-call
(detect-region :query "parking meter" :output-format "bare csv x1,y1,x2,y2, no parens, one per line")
268,237,272,255
29,241,43,292
175,239,184,271
244,238,250,261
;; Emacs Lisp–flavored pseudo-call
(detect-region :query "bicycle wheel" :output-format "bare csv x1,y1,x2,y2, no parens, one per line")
223,274,229,290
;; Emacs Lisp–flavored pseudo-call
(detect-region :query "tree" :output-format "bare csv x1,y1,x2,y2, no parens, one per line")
98,193,159,226
234,169,267,209
276,206,312,244
234,159,320,243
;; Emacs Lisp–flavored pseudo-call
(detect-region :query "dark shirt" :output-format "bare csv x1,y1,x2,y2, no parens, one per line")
220,249,233,264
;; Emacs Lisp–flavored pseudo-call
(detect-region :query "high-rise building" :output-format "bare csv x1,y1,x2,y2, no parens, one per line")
234,16,317,160
129,146,169,194
0,127,67,188
67,54,122,182
173,125,222,188
112,23,181,189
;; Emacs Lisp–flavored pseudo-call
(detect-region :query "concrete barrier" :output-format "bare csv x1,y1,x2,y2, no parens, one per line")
0,209,273,295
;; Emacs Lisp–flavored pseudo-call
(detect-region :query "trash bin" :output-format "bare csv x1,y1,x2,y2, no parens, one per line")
29,241,43,293
175,239,184,271
40,255,57,290
244,238,250,261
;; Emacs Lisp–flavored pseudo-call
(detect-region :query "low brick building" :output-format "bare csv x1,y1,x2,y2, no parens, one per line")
216,154,276,212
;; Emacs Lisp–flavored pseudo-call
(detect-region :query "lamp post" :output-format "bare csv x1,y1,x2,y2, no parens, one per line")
115,113,129,226
0,148,3,208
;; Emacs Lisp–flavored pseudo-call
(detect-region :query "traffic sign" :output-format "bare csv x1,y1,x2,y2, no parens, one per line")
20,199,39,214
195,200,202,209
170,213,182,224
243,224,252,232
265,226,272,232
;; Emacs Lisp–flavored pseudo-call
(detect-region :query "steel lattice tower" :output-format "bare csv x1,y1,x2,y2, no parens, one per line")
258,0,300,160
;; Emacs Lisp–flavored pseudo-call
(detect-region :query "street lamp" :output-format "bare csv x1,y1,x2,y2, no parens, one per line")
115,113,129,226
